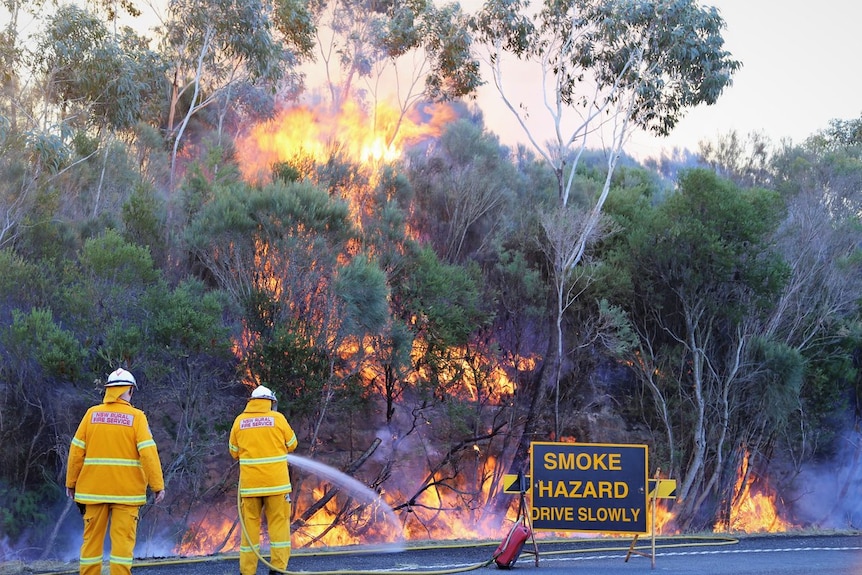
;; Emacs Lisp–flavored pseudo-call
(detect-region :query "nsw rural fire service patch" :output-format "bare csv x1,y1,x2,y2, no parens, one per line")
240,416,276,429
91,412,134,426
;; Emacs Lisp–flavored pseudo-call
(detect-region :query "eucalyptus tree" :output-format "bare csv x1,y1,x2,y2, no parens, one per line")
89,0,142,22
0,115,43,248
697,130,774,188
2,1,157,232
0,0,39,130
605,169,788,529
407,118,517,263
700,121,862,472
32,4,165,215
185,178,391,446
34,5,165,132
472,0,740,446
0,5,64,246
160,0,315,189
1,0,30,37
1,0,53,54
696,120,862,458
765,120,862,463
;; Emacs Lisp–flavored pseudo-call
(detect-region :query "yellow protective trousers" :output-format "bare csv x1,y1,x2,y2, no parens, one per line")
79,503,139,575
239,494,291,575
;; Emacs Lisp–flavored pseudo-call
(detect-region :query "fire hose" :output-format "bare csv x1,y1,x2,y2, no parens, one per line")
36,535,742,575
234,485,740,575
34,489,740,575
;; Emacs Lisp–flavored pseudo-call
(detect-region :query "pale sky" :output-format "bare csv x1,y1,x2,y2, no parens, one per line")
614,0,862,158
635,0,862,155
473,0,862,160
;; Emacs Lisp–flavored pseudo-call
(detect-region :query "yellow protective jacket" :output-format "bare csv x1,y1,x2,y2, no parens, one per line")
229,398,298,497
66,389,165,506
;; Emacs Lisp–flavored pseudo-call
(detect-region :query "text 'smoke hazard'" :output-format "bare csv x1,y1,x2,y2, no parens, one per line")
529,442,648,534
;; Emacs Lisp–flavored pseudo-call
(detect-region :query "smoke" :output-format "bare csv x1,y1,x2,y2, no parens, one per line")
0,493,200,563
787,430,862,530
8,499,185,563
0,497,83,563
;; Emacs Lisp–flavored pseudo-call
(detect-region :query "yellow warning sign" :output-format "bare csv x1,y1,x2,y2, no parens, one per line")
503,473,528,494
530,442,648,535
647,479,677,499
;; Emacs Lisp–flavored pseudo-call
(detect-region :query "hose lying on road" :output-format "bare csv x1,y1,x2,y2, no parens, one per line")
32,488,739,575
233,484,740,575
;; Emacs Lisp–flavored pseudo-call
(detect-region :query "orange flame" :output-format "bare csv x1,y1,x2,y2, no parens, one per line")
401,340,537,404
651,500,677,535
174,454,520,556
176,506,242,556
235,100,459,184
393,455,519,541
714,450,794,533
174,446,797,556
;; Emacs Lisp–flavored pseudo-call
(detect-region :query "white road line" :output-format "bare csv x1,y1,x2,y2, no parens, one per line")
547,546,862,563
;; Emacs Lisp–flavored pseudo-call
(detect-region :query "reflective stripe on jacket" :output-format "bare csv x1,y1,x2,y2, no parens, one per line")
229,398,298,497
66,395,165,505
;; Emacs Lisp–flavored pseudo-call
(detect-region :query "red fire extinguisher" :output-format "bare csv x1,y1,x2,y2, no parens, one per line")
492,520,532,569
492,471,538,569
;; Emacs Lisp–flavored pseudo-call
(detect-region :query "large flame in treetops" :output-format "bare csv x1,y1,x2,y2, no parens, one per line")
235,99,460,183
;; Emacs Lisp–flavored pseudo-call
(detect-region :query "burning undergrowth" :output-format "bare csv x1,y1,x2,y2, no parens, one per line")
168,393,523,557
713,450,794,534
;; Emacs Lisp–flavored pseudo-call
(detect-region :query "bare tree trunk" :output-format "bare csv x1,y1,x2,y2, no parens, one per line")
40,497,76,560
93,136,110,217
635,338,677,476
677,321,707,507
512,329,556,473
170,25,214,190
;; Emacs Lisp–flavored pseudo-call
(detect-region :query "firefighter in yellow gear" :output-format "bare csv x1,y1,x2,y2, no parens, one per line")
65,368,165,575
230,385,298,575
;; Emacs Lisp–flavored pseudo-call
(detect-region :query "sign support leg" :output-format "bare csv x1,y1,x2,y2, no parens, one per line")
517,473,539,566
625,469,661,568
650,481,657,569
625,534,639,562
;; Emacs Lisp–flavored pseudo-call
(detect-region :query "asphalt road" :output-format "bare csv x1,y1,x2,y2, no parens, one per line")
31,533,862,575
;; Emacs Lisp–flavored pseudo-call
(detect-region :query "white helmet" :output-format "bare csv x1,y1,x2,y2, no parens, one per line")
105,368,138,388
250,385,276,401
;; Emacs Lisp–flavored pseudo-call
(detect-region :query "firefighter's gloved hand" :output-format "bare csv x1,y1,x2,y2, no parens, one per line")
67,487,85,515
153,490,165,504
